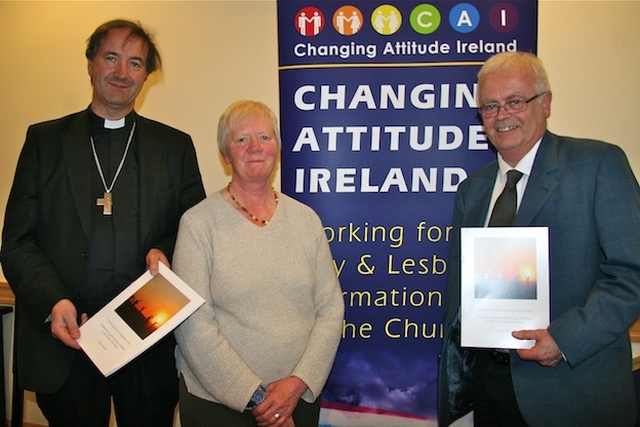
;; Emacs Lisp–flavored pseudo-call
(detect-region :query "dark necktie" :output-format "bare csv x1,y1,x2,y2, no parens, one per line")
488,169,523,226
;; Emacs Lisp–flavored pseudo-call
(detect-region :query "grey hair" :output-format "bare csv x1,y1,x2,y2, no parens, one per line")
478,51,551,95
217,100,281,156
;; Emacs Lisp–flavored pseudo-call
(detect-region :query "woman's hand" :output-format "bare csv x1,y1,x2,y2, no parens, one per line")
252,376,307,427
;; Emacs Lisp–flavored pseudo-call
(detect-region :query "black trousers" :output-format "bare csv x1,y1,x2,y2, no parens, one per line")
472,350,529,427
37,336,178,427
179,376,322,427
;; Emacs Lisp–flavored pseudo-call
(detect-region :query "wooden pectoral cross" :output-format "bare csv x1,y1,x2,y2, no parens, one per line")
97,192,113,215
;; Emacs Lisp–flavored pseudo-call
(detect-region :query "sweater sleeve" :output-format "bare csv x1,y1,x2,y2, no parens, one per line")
290,213,345,401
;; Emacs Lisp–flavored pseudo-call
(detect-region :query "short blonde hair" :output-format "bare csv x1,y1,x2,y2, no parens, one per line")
478,51,551,95
217,100,281,156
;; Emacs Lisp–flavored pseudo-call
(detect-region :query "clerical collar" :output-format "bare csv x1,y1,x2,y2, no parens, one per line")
104,117,125,129
89,108,135,134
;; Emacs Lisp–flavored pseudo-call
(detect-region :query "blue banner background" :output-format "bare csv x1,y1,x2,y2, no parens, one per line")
278,1,537,424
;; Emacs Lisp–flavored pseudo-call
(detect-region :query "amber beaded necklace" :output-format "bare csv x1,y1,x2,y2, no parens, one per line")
227,183,279,225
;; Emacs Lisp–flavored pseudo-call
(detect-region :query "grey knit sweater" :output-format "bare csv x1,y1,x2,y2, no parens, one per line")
173,191,344,412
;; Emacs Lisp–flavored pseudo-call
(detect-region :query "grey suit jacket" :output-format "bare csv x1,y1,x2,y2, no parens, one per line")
438,131,640,426
1,109,205,393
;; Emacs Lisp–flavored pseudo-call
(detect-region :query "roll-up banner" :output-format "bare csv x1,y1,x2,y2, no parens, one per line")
277,2,538,425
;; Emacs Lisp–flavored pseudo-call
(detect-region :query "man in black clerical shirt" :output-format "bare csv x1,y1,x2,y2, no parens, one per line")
0,19,205,427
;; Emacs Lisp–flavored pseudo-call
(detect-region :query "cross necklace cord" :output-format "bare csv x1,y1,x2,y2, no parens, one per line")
90,121,136,215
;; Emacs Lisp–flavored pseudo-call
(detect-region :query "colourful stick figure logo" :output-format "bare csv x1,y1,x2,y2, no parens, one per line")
333,5,364,36
295,7,325,37
371,4,402,36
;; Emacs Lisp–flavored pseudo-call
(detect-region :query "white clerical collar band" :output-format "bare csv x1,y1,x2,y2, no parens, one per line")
104,117,126,129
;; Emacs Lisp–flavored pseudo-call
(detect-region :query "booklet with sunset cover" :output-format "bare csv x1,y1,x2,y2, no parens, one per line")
77,262,204,376
460,227,550,349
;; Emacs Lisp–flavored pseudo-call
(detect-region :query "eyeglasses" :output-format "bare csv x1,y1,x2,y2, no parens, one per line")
478,92,547,118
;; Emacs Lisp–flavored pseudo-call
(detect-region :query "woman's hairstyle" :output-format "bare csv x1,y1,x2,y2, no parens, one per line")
217,100,281,156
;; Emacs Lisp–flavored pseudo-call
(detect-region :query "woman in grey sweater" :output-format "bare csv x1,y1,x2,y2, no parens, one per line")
173,100,344,427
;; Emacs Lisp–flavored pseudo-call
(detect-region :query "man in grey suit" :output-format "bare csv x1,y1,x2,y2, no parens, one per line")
0,19,205,427
438,51,640,426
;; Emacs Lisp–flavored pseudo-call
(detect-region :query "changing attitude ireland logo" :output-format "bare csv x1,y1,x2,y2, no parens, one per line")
294,2,522,37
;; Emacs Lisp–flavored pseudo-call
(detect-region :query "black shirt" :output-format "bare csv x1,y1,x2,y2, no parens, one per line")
85,109,142,315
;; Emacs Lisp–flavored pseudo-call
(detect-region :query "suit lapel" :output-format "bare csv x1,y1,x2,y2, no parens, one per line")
136,115,162,247
62,111,93,238
515,132,560,226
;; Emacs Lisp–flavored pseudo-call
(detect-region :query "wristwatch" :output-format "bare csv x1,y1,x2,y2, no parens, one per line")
246,386,267,410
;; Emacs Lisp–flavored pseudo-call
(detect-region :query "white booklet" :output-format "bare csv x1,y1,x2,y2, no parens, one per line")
77,262,205,376
460,227,550,349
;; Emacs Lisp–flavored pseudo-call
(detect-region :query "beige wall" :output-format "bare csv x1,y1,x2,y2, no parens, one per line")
0,1,638,425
